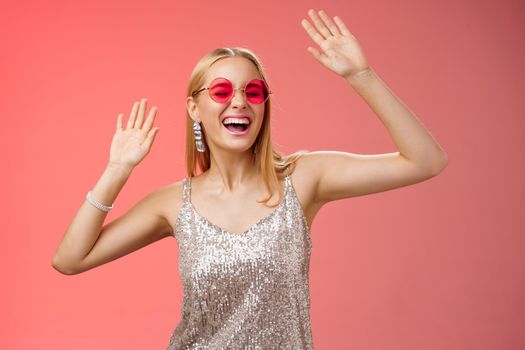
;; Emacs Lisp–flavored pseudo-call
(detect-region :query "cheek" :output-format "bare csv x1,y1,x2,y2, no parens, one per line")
253,113,265,133
256,107,265,124
201,100,222,114
200,103,224,124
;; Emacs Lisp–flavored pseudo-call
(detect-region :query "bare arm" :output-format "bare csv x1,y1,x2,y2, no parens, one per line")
52,163,130,274
52,98,164,275
300,10,448,204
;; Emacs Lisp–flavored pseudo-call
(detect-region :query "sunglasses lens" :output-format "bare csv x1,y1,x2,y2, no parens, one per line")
209,78,233,103
245,79,269,104
208,78,270,104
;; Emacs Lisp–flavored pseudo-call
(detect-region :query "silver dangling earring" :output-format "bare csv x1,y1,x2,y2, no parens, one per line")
193,120,206,153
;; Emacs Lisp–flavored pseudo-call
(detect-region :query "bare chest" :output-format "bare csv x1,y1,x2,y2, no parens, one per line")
164,171,321,237
188,184,285,236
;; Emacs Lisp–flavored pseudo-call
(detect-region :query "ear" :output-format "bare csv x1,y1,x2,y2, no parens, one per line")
186,96,199,122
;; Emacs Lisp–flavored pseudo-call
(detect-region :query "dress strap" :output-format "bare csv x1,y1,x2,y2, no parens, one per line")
182,177,191,205
283,166,292,194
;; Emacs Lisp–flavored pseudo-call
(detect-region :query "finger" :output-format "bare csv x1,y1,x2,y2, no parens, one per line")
334,15,353,37
116,113,123,131
301,18,324,47
142,127,159,150
318,10,340,37
142,106,157,131
308,9,332,40
127,101,140,129
307,46,331,68
135,98,147,129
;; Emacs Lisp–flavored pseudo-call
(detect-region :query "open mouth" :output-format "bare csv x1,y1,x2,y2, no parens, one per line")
222,117,251,135
224,123,249,132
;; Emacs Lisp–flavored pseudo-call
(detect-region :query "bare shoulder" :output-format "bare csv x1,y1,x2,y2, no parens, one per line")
289,151,327,197
288,152,325,228
146,178,186,239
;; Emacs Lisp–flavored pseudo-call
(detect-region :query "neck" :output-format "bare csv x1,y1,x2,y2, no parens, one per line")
203,147,258,192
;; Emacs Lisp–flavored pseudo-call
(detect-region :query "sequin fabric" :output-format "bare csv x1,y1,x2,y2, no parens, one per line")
168,173,313,349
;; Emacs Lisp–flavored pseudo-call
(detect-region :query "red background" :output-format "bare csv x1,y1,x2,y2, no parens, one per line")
1,0,524,349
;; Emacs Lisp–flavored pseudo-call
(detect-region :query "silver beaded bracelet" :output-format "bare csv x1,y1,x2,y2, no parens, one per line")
86,190,114,212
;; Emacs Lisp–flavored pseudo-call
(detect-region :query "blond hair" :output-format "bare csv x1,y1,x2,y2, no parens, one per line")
185,47,308,207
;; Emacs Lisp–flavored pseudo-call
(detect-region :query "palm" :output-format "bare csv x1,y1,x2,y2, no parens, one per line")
110,128,151,167
109,99,159,169
301,10,370,79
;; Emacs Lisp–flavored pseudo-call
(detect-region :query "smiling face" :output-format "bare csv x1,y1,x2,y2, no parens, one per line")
186,56,267,154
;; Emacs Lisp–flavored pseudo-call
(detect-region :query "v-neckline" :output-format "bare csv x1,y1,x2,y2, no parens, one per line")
187,176,288,236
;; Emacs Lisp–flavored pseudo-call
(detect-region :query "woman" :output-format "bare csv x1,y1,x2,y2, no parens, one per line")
52,9,448,349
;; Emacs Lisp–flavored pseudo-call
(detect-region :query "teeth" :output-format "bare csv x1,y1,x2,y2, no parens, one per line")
223,117,250,125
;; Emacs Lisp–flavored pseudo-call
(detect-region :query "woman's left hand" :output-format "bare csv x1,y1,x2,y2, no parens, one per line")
301,9,370,80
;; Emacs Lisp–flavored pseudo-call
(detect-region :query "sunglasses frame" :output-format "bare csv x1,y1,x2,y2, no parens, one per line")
191,77,272,104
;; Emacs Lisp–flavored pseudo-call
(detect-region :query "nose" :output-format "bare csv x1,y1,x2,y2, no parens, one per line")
231,88,247,108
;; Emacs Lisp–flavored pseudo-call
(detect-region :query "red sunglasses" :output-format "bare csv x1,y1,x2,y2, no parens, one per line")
192,77,272,104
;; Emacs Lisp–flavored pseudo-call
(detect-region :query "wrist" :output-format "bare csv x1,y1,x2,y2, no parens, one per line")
345,67,374,85
106,162,133,179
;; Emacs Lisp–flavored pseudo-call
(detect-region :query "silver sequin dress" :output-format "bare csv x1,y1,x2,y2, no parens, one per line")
167,173,313,349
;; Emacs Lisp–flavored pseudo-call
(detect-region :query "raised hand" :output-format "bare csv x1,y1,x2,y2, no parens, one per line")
109,98,159,170
301,9,370,79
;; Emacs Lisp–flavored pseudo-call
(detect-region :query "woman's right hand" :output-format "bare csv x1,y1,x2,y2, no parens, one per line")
109,98,159,170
